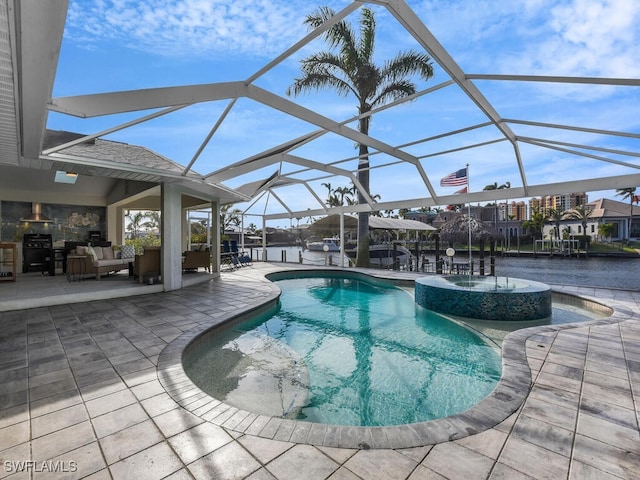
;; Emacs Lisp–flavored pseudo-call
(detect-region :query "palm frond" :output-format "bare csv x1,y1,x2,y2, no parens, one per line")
358,7,376,64
370,80,416,108
305,6,359,62
304,6,335,30
380,51,434,83
287,72,355,98
299,52,350,76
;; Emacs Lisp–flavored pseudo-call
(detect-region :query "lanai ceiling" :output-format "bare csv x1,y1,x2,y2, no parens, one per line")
2,0,640,220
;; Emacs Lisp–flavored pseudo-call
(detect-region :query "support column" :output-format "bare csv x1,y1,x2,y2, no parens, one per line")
490,240,496,276
340,213,345,267
212,201,220,274
262,217,267,261
106,205,119,244
161,184,182,291
435,234,442,274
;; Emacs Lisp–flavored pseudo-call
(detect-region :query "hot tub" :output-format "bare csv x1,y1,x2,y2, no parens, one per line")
415,275,552,321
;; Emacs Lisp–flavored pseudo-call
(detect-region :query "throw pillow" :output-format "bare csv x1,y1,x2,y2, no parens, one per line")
77,245,88,255
120,245,135,259
102,246,114,260
94,246,104,260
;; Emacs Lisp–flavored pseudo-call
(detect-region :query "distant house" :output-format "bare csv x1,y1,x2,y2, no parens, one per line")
542,198,639,241
427,198,639,243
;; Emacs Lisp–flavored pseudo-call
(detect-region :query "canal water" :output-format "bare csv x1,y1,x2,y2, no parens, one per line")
246,246,640,291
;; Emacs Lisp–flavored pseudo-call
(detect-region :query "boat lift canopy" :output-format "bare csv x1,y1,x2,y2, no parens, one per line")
312,214,437,232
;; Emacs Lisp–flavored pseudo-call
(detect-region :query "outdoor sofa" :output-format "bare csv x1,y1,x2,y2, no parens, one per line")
66,244,135,280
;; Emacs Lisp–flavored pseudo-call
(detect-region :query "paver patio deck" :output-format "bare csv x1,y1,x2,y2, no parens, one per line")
0,263,638,479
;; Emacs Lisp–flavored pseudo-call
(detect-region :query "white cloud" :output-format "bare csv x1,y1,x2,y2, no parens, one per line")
545,0,640,77
411,0,640,78
65,0,325,58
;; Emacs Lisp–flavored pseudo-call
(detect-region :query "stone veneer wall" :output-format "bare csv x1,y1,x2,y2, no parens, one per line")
415,275,552,321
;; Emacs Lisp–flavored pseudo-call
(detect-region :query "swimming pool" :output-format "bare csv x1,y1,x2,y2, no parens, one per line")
183,274,502,427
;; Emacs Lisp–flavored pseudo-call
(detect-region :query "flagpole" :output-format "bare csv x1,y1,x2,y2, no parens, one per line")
466,163,472,272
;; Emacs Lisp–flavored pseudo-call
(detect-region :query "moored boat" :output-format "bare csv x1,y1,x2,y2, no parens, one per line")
306,237,340,252
346,243,413,268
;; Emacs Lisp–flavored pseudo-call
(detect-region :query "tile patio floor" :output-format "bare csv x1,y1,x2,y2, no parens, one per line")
0,263,639,479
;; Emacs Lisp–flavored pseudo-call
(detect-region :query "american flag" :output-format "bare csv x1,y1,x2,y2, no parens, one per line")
440,168,468,187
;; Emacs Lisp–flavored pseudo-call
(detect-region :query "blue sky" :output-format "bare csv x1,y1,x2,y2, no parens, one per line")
48,0,640,221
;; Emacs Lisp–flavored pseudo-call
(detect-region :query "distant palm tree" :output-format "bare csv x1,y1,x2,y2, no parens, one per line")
483,181,510,226
567,204,592,238
523,208,545,241
125,211,148,239
546,208,565,241
335,185,356,206
144,211,161,232
220,205,242,233
616,187,637,239
322,182,341,207
287,6,434,267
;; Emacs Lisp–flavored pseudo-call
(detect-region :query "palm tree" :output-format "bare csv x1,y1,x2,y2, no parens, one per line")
546,208,565,241
220,205,242,234
567,204,592,240
125,211,148,239
287,6,434,267
522,208,545,242
335,185,356,206
143,210,161,233
616,187,637,239
322,182,341,207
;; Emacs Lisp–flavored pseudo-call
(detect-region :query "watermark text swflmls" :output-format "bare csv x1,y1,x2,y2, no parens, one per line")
4,460,78,473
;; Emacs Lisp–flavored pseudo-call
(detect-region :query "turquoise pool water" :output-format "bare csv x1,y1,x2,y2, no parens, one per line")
184,275,502,427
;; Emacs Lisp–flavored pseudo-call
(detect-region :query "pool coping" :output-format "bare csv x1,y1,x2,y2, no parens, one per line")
156,267,632,449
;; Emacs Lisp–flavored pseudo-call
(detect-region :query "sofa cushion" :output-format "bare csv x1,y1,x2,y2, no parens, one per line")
94,246,104,260
101,246,114,260
93,259,127,268
121,245,135,259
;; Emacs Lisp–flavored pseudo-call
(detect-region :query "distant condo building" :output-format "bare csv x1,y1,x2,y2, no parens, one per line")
495,201,527,221
529,193,588,218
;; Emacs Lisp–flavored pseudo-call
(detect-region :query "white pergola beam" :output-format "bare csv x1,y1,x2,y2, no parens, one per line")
42,105,188,155
518,136,640,159
505,118,640,140
19,0,68,160
206,80,455,184
263,172,640,220
206,130,323,182
467,74,640,87
377,0,529,191
284,154,376,207
245,2,363,84
520,138,640,170
182,99,237,176
266,189,293,216
48,82,246,118
245,84,440,199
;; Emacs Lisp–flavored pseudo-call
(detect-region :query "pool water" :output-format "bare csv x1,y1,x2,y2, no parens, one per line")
184,276,502,427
